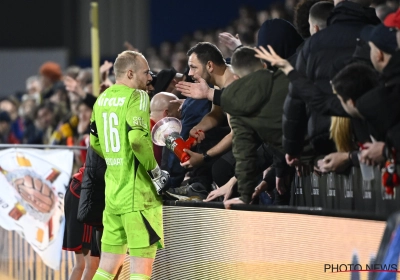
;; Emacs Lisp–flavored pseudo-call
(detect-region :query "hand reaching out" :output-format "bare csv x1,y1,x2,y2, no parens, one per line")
204,177,236,202
124,41,139,52
218,32,242,51
254,45,294,75
63,76,85,97
175,75,214,101
100,60,113,81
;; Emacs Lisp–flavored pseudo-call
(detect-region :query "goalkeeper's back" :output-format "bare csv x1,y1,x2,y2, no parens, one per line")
90,85,162,215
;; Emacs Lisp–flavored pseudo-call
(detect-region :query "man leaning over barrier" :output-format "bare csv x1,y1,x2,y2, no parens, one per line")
221,46,292,208
90,50,169,280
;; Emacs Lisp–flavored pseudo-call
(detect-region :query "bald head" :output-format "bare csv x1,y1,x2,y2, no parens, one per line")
151,92,178,111
150,92,180,122
114,51,145,79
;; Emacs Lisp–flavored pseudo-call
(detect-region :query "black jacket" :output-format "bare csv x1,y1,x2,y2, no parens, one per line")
283,1,380,156
287,68,379,167
221,69,289,203
77,146,106,226
386,121,400,161
356,51,400,159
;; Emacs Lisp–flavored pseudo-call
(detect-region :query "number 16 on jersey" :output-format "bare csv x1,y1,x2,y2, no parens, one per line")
102,112,121,152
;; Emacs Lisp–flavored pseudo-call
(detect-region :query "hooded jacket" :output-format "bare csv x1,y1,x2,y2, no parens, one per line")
284,1,380,157
257,19,303,65
221,69,289,203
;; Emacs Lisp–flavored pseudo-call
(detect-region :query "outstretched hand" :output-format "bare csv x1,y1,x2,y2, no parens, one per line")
218,32,242,51
254,45,294,75
175,74,213,101
205,177,236,202
100,60,113,81
63,76,85,97
124,41,139,52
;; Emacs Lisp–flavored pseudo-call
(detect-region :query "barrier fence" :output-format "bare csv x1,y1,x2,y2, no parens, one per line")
0,227,133,280
291,166,400,216
0,204,390,280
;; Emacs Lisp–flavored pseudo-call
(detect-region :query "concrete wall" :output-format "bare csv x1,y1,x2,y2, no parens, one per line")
0,49,68,97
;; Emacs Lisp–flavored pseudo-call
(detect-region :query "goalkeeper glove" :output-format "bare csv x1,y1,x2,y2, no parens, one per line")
147,165,170,195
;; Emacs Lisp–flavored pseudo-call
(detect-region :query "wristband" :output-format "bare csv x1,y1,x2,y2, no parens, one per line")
234,44,243,51
203,152,212,163
148,165,161,179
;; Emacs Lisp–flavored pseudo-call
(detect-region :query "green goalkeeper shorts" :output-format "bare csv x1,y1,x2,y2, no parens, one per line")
101,206,164,258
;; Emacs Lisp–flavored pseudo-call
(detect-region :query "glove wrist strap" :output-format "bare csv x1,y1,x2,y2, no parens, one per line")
148,165,161,179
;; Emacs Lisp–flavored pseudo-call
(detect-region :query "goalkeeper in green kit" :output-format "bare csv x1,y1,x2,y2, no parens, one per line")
90,51,169,280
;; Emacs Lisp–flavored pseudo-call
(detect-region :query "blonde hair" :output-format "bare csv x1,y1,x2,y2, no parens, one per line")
113,51,144,78
330,116,353,152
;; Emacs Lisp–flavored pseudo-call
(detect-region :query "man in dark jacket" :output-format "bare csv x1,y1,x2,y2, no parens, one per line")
78,146,107,254
355,26,400,164
221,47,291,208
77,147,125,278
166,42,233,199
284,0,380,162
78,146,106,226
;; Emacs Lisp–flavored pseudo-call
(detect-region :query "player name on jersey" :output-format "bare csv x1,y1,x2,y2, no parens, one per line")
105,158,123,166
97,96,126,107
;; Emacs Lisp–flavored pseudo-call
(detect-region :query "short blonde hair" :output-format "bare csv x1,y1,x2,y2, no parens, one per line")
113,51,144,78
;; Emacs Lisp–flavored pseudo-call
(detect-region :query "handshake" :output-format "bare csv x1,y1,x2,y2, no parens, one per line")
147,165,170,195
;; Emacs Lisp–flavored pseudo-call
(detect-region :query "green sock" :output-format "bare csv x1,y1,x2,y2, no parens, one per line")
92,268,116,280
130,273,151,280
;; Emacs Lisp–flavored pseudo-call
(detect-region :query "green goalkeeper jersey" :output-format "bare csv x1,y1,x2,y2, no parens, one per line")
90,84,162,214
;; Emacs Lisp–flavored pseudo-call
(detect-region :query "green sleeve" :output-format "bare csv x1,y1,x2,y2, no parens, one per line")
230,116,262,204
126,90,157,171
89,108,104,158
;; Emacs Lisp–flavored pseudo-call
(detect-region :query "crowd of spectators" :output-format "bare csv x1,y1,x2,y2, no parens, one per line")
1,0,399,208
